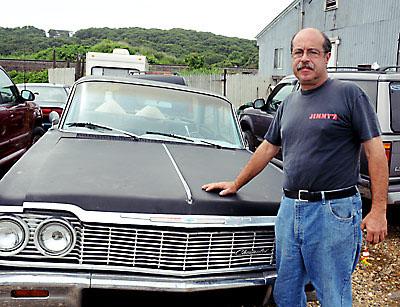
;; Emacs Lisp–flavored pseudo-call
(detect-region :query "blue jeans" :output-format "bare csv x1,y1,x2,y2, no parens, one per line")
273,193,362,307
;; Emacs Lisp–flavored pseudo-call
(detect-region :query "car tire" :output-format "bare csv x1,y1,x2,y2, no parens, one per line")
244,130,257,152
32,126,45,145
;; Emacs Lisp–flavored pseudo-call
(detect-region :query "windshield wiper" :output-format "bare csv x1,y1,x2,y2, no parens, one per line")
67,122,139,139
194,139,224,149
145,131,229,149
145,131,195,142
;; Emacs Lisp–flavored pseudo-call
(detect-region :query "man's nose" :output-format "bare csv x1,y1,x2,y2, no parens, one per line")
300,52,311,61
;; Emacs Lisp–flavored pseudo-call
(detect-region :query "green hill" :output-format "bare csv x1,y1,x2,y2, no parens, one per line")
0,26,258,68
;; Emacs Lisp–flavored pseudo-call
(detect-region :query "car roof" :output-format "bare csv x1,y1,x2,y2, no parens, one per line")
16,83,70,87
328,71,400,81
278,70,400,84
131,74,187,86
278,75,298,84
75,75,232,104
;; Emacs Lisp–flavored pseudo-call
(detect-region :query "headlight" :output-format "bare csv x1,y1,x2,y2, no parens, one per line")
0,216,29,256
35,219,76,257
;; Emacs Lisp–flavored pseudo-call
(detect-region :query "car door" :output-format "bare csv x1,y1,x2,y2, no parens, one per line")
0,69,16,164
0,99,11,164
0,69,29,166
252,81,297,141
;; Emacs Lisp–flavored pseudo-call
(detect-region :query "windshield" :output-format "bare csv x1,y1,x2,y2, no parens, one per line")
62,81,243,148
91,67,140,77
268,83,295,112
18,85,68,104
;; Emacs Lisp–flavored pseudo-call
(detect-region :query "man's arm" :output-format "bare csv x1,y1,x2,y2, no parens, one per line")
361,136,388,244
202,140,280,196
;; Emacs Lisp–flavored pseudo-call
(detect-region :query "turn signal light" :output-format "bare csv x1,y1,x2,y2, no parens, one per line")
11,289,49,298
383,142,392,165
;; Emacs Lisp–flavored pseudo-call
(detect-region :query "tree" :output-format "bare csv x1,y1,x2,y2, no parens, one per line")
0,26,259,70
185,53,205,69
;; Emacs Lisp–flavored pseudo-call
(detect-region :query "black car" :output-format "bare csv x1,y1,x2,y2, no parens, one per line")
0,76,282,306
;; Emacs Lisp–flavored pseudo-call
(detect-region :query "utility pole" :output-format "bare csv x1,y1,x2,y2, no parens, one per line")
299,0,305,30
397,33,400,72
52,49,56,69
75,54,82,81
222,69,227,97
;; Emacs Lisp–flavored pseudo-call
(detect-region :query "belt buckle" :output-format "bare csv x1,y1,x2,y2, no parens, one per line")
298,190,309,202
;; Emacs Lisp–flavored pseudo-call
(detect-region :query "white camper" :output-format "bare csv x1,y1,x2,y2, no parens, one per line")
85,48,148,77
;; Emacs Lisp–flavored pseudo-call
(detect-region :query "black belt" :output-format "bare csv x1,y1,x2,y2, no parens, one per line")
283,186,358,202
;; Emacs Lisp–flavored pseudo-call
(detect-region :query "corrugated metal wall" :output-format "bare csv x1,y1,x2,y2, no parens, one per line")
257,2,299,77
185,74,272,109
258,0,400,78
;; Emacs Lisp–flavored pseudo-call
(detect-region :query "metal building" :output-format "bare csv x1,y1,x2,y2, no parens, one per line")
257,0,400,82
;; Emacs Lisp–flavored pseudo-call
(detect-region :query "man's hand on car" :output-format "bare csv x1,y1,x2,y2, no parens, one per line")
202,181,238,196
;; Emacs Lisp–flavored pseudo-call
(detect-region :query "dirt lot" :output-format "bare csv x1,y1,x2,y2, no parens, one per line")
352,223,400,306
308,221,400,307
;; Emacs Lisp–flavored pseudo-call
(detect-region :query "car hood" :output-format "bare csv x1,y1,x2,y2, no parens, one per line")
35,101,65,108
0,131,283,216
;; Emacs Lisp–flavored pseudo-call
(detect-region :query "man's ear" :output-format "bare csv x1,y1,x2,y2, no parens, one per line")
325,52,331,64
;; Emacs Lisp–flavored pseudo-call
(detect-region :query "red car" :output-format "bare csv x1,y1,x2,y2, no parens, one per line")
16,83,70,131
0,66,44,175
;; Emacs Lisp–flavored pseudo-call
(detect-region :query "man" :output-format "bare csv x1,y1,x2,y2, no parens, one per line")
202,28,388,306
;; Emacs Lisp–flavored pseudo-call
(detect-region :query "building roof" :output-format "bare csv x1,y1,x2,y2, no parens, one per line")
256,0,299,39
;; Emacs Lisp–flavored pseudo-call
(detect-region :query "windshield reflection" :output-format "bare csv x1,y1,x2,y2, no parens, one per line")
63,81,243,148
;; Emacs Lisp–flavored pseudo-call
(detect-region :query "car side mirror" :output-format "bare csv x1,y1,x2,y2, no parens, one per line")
49,111,60,128
20,90,35,101
252,98,266,109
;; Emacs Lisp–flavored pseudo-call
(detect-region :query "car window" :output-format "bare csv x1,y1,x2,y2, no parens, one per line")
18,85,68,103
0,69,18,104
390,82,400,133
63,82,243,148
91,67,140,77
267,83,295,112
340,80,378,110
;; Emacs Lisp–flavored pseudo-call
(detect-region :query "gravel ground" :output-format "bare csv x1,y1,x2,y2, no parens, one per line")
307,224,400,307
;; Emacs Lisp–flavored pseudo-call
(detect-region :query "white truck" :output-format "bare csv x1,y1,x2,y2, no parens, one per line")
85,48,148,77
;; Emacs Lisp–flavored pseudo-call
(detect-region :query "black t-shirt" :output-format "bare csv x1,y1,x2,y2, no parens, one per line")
265,78,381,191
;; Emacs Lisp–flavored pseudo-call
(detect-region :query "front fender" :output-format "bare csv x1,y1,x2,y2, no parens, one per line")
239,114,254,133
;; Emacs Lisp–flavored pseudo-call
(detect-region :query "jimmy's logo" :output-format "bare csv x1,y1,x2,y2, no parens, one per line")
309,113,338,120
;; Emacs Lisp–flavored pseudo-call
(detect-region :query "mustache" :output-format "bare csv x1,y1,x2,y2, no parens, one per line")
297,62,315,71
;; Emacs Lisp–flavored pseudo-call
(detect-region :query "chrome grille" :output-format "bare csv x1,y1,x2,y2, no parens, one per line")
81,224,275,272
5,211,275,276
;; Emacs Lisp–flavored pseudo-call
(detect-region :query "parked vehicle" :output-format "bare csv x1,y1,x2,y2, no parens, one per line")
132,73,187,86
0,75,283,306
238,68,400,205
236,101,253,116
0,66,44,175
86,48,148,77
239,75,298,151
16,83,70,130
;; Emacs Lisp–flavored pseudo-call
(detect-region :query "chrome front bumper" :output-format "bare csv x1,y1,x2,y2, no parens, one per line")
0,270,276,306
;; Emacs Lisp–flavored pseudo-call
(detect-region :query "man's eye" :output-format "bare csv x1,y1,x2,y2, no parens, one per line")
294,51,303,57
309,50,320,56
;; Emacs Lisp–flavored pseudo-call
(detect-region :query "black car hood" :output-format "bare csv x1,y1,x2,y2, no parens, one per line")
0,131,283,216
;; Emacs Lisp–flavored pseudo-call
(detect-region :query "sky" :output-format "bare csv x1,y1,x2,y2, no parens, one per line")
2,0,294,40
